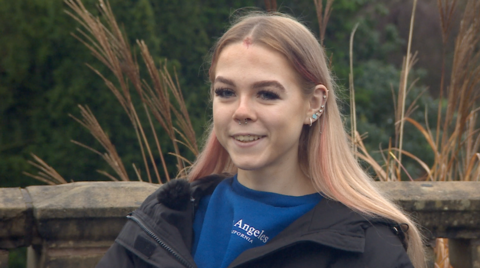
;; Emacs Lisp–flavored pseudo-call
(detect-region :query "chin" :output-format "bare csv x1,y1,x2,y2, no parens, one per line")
234,164,255,171
233,161,262,171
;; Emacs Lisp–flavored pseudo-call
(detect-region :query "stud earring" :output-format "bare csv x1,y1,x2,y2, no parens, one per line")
237,120,242,125
244,119,248,125
309,107,325,127
310,112,318,127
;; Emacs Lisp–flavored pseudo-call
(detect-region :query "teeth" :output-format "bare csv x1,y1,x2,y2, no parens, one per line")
234,135,262,142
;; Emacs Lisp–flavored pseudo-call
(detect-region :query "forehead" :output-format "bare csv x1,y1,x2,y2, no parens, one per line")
214,43,299,82
243,37,253,48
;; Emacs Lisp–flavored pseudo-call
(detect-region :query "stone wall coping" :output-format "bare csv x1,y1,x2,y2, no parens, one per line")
26,181,159,219
0,188,26,212
377,181,480,210
0,180,479,249
0,188,29,248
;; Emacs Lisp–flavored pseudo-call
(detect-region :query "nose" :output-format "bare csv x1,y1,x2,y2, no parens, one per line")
232,95,256,123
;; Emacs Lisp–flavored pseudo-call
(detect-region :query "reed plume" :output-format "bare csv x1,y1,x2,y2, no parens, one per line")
27,0,200,184
70,105,130,182
23,154,68,185
264,0,277,12
314,0,334,46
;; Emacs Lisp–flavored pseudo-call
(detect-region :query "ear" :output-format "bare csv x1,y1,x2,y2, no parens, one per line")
303,84,328,125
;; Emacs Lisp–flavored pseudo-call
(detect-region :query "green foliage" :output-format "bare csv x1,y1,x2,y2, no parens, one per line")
0,0,437,188
8,248,26,268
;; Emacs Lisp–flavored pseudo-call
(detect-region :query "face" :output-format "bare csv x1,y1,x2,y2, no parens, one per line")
212,43,315,174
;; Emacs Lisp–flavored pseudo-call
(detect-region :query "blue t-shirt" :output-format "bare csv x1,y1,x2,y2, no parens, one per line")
192,175,322,268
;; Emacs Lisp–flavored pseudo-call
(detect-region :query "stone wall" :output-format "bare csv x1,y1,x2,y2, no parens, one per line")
0,181,479,268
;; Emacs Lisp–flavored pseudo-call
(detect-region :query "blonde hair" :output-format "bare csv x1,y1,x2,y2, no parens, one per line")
188,12,425,267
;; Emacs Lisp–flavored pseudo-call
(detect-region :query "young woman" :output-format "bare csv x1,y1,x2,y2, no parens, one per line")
97,12,426,268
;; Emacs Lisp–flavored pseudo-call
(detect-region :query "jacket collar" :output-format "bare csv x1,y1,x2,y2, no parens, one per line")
186,175,373,253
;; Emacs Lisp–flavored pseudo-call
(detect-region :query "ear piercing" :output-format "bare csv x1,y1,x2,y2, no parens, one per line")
309,89,328,127
309,105,326,127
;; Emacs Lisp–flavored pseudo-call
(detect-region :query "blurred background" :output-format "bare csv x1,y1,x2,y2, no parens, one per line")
0,0,461,186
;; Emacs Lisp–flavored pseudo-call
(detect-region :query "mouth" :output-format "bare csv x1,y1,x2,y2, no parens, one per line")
232,134,265,142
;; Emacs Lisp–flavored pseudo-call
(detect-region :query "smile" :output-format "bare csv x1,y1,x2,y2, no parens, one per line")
233,135,264,142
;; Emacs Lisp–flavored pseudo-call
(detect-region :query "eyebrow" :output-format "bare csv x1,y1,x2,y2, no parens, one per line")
252,80,285,92
214,76,285,92
214,76,235,87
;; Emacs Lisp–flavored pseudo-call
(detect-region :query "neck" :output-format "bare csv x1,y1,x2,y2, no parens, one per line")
237,161,315,196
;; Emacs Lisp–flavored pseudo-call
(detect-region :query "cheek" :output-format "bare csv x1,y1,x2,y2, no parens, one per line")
273,105,308,135
269,115,304,136
212,102,221,121
212,105,229,131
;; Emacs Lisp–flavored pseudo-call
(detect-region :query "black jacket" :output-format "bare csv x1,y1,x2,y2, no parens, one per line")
96,175,413,268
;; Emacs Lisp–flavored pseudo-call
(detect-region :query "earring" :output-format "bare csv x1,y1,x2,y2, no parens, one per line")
244,119,248,125
310,113,318,127
309,107,325,127
238,120,242,125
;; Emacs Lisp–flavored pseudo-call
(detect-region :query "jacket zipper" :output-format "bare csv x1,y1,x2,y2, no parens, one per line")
127,214,195,268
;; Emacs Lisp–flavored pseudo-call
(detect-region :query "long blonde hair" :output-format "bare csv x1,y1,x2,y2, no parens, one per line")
188,12,425,267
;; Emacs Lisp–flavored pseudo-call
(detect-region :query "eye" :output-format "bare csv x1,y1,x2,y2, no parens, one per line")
258,90,280,100
214,88,235,98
